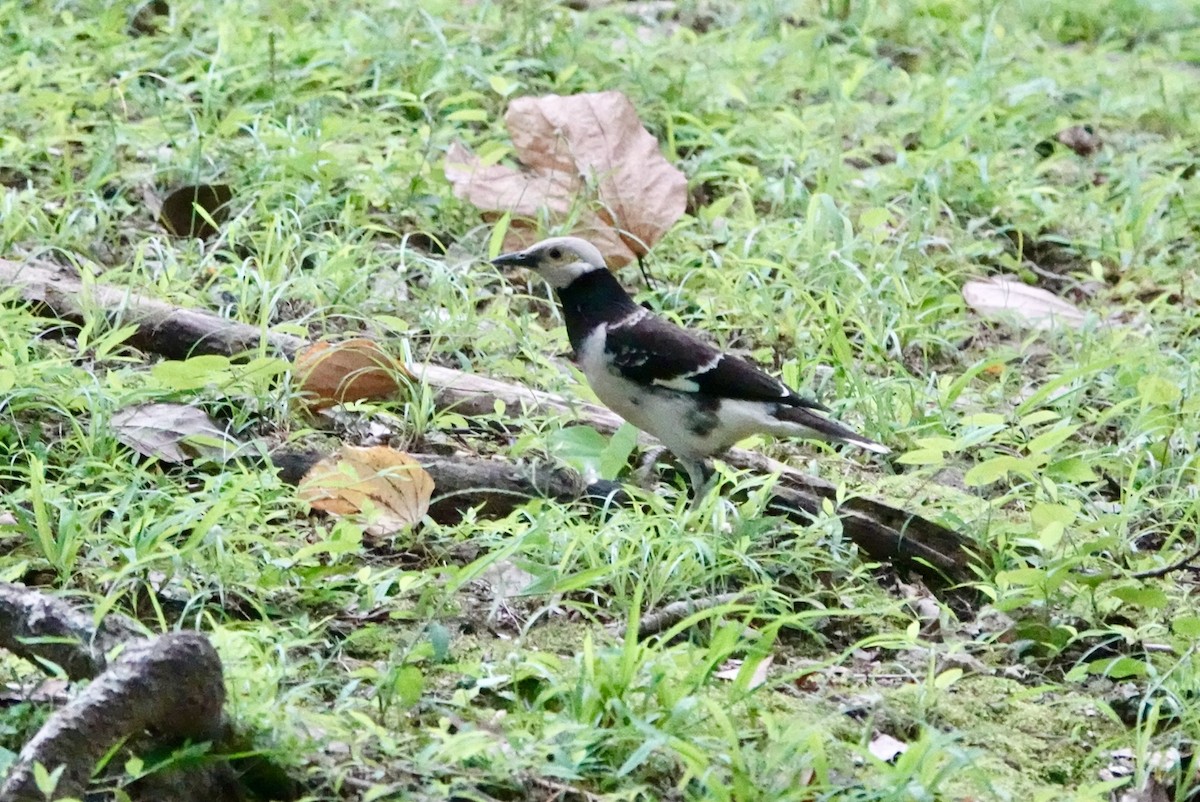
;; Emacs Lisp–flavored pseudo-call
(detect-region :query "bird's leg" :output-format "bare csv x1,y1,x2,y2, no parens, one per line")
681,458,716,509
633,445,670,489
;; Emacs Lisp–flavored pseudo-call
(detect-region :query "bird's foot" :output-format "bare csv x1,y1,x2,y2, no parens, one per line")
633,445,670,489
681,459,717,509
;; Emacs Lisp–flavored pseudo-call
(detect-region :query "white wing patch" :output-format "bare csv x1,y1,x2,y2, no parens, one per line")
651,376,701,392
607,308,650,330
686,353,723,376
649,352,722,393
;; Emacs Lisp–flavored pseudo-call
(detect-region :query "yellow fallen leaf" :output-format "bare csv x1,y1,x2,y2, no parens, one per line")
297,446,433,534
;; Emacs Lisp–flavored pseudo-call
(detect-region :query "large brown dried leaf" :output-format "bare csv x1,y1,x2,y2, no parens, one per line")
445,90,687,266
297,446,433,535
111,403,240,463
962,278,1088,331
293,338,411,410
159,183,233,239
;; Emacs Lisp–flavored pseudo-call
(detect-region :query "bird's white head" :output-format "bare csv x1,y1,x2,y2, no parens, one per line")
490,236,607,290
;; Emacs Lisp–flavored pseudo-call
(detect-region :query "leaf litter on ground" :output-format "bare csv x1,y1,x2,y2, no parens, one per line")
445,90,687,265
157,183,234,239
292,338,411,411
297,445,434,535
962,277,1090,331
110,403,241,463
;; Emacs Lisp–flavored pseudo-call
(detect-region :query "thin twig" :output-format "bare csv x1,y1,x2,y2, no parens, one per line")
525,774,606,802
1130,542,1200,579
612,592,751,639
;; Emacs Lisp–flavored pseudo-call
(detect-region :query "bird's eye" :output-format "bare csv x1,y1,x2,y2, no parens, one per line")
548,248,562,259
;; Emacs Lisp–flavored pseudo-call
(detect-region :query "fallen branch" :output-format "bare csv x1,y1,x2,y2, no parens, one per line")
611,592,751,639
1129,542,1200,580
0,583,281,802
1,258,979,585
271,448,627,524
272,449,969,585
2,633,230,802
0,583,142,681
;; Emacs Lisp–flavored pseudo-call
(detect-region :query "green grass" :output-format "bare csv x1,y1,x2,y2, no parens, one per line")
4,0,1200,799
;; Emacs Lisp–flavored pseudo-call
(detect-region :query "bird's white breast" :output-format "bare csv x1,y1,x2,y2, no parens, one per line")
575,325,778,461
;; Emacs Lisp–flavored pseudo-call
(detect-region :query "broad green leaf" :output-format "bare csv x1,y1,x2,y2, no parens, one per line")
151,355,233,391
1110,585,1168,610
427,623,451,663
488,75,521,97
1026,424,1080,455
996,567,1048,587
858,206,891,230
1031,503,1077,529
1046,457,1098,483
391,666,425,709
446,108,488,122
896,448,946,466
546,425,608,479
964,455,1027,486
934,668,963,689
600,423,640,480
1138,374,1181,406
1173,616,1200,638
1087,656,1149,679
1037,521,1064,550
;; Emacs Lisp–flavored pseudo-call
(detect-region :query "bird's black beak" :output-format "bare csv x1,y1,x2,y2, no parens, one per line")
490,250,536,270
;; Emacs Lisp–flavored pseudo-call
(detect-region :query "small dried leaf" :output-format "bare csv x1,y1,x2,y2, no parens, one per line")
293,339,411,410
868,733,909,763
129,0,169,35
159,183,233,238
713,660,742,681
445,90,687,266
1116,779,1172,802
111,403,240,463
713,654,774,689
963,278,1087,330
1056,125,1102,157
297,446,433,535
476,559,536,602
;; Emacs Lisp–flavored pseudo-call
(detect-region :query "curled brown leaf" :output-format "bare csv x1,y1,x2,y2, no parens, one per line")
111,402,240,463
293,338,410,410
297,446,434,535
445,90,687,266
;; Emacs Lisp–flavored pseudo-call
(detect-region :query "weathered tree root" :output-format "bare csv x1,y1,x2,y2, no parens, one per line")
1,258,980,586
0,583,143,681
272,449,972,586
0,584,244,802
271,448,628,524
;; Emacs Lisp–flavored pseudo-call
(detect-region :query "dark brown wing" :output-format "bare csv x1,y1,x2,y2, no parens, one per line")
605,314,828,411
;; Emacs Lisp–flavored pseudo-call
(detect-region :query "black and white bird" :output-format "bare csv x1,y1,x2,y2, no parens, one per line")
492,236,890,499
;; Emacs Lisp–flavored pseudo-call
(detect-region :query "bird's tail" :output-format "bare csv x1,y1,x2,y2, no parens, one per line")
771,406,891,454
